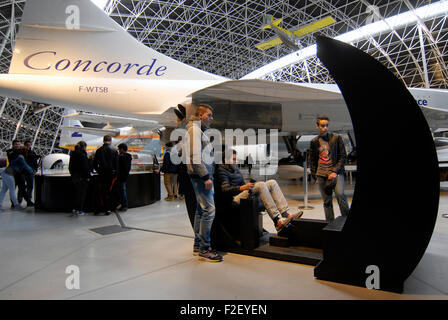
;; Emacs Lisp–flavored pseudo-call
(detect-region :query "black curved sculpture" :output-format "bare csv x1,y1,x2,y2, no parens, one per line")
313,36,439,293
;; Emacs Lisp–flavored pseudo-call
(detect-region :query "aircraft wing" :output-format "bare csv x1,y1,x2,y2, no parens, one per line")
64,112,160,130
191,79,342,103
190,79,352,133
292,16,336,37
60,126,121,137
256,37,283,51
421,107,448,130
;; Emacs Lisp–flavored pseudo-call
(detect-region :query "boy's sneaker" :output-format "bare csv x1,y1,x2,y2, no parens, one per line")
193,246,200,256
198,249,223,262
275,216,293,232
77,211,87,216
281,209,304,220
72,209,79,215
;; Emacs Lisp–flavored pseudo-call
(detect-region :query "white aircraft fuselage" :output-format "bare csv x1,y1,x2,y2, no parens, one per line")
0,74,223,116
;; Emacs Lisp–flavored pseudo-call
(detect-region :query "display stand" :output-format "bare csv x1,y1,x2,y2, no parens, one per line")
35,171,161,212
299,155,314,210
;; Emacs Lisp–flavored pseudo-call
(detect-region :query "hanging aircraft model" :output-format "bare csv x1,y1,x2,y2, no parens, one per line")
38,114,161,173
57,110,163,170
256,15,336,51
0,0,447,166
60,111,164,151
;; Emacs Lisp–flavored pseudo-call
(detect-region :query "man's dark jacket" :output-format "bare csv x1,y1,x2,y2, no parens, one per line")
93,144,119,177
118,152,132,182
6,148,21,162
25,149,40,171
309,133,347,179
69,149,91,180
215,164,246,205
161,151,177,174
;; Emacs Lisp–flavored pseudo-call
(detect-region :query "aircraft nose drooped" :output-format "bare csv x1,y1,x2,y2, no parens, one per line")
174,104,187,121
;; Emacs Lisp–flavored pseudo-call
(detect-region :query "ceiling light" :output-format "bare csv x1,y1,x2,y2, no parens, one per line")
90,0,108,10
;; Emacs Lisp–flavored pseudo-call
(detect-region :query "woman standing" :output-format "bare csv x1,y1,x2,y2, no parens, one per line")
0,153,33,211
69,141,91,216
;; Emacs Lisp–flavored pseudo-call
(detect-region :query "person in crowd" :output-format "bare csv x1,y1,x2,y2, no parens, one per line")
171,139,185,201
117,143,132,212
6,140,27,207
93,135,118,215
244,154,253,176
310,115,350,222
217,149,303,233
152,154,160,173
293,149,305,166
174,137,196,229
69,141,91,216
0,149,34,211
186,104,222,262
347,147,358,165
23,140,40,206
161,141,179,201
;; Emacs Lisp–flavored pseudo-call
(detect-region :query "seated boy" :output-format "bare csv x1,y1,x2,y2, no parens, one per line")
216,150,303,232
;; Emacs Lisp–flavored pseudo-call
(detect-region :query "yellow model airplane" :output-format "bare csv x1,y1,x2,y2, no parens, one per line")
256,15,336,51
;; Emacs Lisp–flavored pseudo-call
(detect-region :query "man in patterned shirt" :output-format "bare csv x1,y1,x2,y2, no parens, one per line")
310,116,349,222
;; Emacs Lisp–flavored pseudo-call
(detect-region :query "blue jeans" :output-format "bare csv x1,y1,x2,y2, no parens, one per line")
118,182,128,208
190,177,215,251
0,172,18,207
233,180,289,220
317,174,349,222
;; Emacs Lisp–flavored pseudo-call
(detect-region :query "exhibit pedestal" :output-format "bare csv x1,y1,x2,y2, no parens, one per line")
35,171,160,212
212,197,325,266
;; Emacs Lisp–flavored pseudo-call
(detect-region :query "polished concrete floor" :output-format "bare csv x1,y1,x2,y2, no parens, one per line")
0,171,447,300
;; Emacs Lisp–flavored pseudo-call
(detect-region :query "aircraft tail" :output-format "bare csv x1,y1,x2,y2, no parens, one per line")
261,15,282,29
59,109,101,149
10,0,223,81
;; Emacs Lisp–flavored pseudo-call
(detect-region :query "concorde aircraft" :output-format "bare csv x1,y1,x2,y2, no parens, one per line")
0,0,448,150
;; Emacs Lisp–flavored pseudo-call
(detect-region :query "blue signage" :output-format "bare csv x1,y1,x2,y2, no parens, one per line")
416,99,428,106
23,51,168,77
